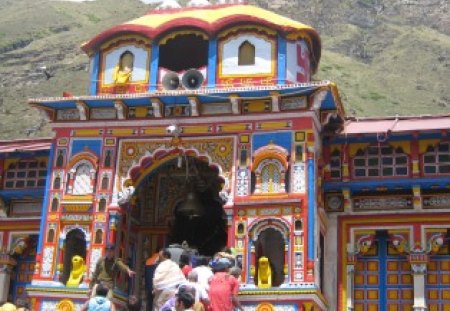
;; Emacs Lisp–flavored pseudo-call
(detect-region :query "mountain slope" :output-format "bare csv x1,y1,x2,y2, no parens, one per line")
0,0,448,139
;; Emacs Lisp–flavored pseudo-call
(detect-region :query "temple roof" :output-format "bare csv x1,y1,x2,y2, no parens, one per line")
81,4,321,72
0,138,52,154
342,115,450,135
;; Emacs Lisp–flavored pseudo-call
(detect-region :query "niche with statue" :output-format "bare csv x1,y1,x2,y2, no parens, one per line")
62,229,87,286
254,228,285,287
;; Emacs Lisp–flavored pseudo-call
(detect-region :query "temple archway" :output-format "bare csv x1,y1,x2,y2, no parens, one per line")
131,153,228,257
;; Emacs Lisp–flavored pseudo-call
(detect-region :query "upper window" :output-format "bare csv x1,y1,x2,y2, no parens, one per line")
73,163,93,195
353,145,408,178
4,160,47,189
423,142,450,175
261,163,281,193
238,41,255,66
330,149,341,179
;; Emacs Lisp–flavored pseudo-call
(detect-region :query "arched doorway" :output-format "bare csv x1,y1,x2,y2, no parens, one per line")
62,229,86,285
134,156,227,257
255,228,285,287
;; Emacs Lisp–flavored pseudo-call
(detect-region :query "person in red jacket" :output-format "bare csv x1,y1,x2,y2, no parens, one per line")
208,259,244,311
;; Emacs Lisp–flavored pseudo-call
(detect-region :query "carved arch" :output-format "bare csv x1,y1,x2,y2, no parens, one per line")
124,147,227,191
248,217,290,243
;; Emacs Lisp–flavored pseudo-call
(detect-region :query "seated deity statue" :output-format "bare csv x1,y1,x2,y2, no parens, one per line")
66,255,86,287
113,51,134,85
257,256,272,288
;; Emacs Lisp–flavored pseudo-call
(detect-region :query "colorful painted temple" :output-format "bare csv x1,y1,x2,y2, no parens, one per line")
0,2,449,310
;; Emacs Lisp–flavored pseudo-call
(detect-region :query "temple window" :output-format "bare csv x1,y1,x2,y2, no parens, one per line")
294,219,303,231
55,150,64,168
238,41,255,66
47,228,55,243
261,163,281,193
237,223,245,235
53,176,61,189
51,197,59,212
423,142,450,175
95,229,103,244
98,198,107,212
101,175,109,190
252,144,289,194
330,149,341,178
104,150,112,167
3,160,47,189
72,163,94,195
353,145,408,178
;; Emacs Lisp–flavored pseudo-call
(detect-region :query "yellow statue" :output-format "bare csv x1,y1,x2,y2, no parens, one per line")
257,256,272,288
112,51,134,85
66,255,86,287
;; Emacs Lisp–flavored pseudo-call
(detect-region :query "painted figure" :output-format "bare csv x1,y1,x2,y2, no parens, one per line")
66,255,86,287
113,51,134,85
257,256,272,288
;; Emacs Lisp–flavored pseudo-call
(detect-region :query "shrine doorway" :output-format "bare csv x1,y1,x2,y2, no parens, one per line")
134,156,227,257
255,228,285,287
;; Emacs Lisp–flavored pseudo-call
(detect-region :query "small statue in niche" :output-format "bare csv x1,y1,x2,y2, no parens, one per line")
66,255,86,287
113,51,134,85
257,256,272,288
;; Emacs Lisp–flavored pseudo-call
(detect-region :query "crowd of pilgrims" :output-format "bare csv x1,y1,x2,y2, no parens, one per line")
83,244,244,311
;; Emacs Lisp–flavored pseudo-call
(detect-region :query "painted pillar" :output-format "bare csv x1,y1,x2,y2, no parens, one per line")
207,39,217,88
108,210,120,244
249,241,256,285
409,253,428,311
306,147,316,281
346,253,357,311
412,185,422,210
55,233,64,281
342,144,349,182
277,35,286,85
89,52,100,95
411,137,420,178
0,255,16,303
149,42,160,91
37,143,55,259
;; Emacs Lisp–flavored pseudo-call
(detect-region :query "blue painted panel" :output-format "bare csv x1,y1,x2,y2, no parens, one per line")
40,101,77,109
277,36,286,85
84,99,115,108
307,158,315,261
378,232,388,308
252,132,292,152
37,144,54,252
149,43,159,91
123,97,154,107
0,189,45,201
207,39,217,88
324,177,450,192
71,139,102,157
89,52,100,95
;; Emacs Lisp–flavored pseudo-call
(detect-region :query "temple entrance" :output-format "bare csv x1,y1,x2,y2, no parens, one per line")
134,156,227,257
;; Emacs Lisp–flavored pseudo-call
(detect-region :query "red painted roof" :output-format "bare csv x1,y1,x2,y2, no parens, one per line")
343,115,450,135
0,138,52,153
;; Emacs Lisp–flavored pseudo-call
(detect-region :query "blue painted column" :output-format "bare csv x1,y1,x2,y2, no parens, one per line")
149,42,160,91
379,232,388,310
307,153,315,262
207,39,217,88
89,52,100,95
37,142,55,252
277,35,286,85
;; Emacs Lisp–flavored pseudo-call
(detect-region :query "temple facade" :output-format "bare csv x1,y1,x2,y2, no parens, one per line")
0,2,449,311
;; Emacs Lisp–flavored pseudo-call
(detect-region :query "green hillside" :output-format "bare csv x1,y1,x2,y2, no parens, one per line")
0,0,448,139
